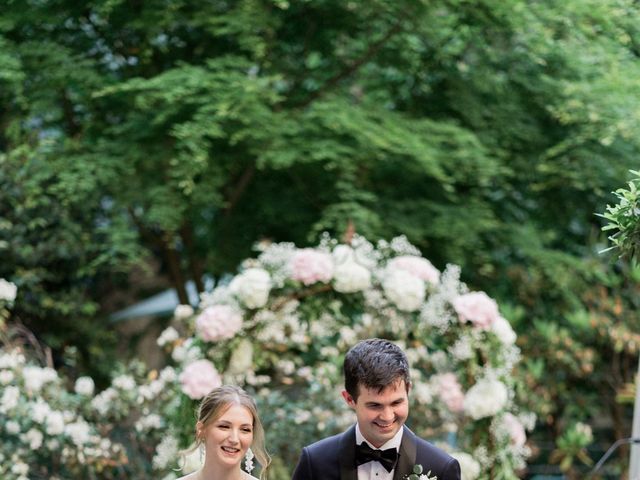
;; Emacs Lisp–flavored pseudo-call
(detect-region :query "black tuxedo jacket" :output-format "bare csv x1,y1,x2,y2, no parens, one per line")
291,425,461,480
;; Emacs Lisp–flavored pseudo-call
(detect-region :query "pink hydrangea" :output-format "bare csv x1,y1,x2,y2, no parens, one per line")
195,305,242,342
434,373,465,413
290,249,334,285
452,291,500,329
387,256,440,285
179,359,221,399
503,413,527,447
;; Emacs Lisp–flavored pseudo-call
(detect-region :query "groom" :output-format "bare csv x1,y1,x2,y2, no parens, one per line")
292,338,461,480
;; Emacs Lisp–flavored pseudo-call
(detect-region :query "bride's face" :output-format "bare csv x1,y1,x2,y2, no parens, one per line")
199,404,254,469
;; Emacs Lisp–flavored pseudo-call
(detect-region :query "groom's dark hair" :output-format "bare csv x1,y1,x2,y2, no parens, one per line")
344,338,411,400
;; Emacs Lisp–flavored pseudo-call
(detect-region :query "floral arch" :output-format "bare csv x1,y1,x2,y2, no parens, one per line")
157,235,533,479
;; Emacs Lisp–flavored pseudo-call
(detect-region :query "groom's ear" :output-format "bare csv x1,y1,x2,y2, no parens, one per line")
341,390,356,409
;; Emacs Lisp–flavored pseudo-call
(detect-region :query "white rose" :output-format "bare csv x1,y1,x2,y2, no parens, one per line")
491,316,517,345
383,269,426,312
229,268,271,308
0,279,17,302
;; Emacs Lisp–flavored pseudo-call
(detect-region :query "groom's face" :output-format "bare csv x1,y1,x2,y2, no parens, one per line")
342,379,409,448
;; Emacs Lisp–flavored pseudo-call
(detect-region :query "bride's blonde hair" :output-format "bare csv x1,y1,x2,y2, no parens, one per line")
187,385,271,479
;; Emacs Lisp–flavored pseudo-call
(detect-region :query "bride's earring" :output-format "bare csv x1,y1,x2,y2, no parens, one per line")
244,448,255,474
199,444,205,464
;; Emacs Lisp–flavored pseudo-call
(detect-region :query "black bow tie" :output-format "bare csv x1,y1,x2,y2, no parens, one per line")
355,442,398,472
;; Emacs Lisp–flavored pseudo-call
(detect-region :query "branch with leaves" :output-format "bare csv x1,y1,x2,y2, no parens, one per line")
600,170,640,260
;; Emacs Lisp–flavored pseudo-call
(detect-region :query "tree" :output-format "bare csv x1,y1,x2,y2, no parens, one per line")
2,0,640,474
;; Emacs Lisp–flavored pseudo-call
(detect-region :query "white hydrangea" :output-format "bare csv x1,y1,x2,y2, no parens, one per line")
171,339,202,364
0,386,20,413
135,413,163,432
45,411,66,436
74,376,95,396
257,241,296,287
23,366,58,393
65,420,92,447
113,374,136,391
333,260,372,293
382,269,426,312
159,366,177,383
0,370,14,384
464,378,509,419
229,268,271,308
173,304,194,320
227,339,254,375
10,461,29,477
91,387,117,416
152,435,179,470
451,452,481,480
23,428,43,449
157,326,180,347
6,420,20,434
412,382,434,405
30,399,51,423
450,336,474,361
0,350,25,369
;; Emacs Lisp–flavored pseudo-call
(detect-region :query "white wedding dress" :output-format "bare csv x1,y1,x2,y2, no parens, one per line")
176,471,258,480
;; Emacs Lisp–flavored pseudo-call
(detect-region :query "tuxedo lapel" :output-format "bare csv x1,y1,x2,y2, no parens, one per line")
339,425,358,480
393,426,417,480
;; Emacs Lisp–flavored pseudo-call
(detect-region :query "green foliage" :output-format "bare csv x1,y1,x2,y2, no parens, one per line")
2,0,640,474
600,170,640,260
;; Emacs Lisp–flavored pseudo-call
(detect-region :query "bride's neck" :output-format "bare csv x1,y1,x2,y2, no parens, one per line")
197,465,244,480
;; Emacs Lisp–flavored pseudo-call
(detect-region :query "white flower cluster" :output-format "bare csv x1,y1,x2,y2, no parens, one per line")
153,235,530,479
0,347,126,479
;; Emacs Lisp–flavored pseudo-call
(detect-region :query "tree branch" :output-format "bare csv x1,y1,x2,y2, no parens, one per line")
223,164,256,216
294,21,404,109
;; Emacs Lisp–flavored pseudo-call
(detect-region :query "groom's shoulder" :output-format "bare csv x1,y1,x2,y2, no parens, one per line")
416,436,451,456
409,430,456,463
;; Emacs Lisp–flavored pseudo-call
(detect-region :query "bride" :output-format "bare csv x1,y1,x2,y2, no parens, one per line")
177,385,271,480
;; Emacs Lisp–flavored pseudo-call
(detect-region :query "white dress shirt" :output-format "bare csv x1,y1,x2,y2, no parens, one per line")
355,424,404,480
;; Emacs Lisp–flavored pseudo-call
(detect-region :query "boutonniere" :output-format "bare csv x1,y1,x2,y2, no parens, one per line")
405,464,437,480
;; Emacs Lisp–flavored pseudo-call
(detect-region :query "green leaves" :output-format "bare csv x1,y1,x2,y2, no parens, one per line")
600,170,640,260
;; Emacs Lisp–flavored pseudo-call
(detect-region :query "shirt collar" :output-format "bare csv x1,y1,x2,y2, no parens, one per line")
355,423,403,451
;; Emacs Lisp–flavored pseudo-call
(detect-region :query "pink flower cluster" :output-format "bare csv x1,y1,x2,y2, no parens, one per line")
434,373,465,413
452,291,500,329
290,249,334,285
179,359,221,399
195,305,242,342
387,256,440,285
502,413,527,447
